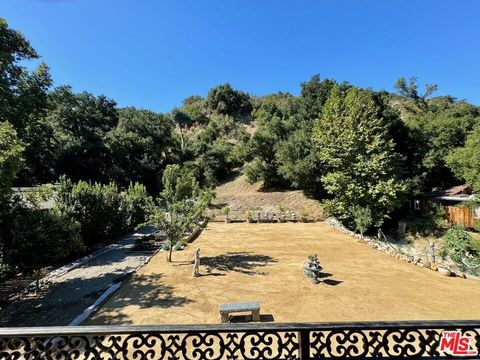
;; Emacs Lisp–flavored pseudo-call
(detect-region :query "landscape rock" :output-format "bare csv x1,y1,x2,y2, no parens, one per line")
438,267,452,277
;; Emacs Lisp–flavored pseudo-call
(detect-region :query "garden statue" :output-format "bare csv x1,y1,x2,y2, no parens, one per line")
193,248,201,277
303,254,323,284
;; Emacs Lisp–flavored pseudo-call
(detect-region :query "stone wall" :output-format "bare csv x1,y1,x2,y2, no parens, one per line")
324,218,480,282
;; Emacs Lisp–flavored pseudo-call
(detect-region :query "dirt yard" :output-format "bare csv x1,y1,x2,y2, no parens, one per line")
88,222,480,325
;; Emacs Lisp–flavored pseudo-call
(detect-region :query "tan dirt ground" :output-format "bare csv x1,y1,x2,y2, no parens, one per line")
88,222,480,325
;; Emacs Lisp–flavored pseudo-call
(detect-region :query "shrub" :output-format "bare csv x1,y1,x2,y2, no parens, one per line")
124,182,154,230
56,177,152,247
300,209,310,221
440,225,479,265
4,207,85,293
349,206,373,235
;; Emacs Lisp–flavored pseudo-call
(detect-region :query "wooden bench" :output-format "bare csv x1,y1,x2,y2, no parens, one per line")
219,302,260,323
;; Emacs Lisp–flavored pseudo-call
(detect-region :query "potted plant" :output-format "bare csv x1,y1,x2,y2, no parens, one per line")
223,207,231,223
300,209,309,222
246,209,254,223
277,204,287,223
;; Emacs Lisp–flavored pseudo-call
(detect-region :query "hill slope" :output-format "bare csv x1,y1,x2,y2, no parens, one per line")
209,173,323,221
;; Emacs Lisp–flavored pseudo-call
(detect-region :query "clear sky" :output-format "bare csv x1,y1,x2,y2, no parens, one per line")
1,0,479,112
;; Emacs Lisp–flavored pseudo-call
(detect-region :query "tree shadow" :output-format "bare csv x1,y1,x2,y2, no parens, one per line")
202,252,278,276
90,273,194,325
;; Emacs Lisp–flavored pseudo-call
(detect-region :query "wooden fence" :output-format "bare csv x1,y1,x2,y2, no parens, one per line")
445,206,476,228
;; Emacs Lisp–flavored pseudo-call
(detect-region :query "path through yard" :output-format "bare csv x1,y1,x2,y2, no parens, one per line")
0,235,155,327
89,222,480,325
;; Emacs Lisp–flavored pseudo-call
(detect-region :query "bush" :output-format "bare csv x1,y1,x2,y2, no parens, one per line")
124,182,154,230
349,206,373,235
440,225,479,265
56,177,152,247
4,207,85,292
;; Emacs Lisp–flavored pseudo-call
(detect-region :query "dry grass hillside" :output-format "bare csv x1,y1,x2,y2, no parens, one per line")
208,173,323,221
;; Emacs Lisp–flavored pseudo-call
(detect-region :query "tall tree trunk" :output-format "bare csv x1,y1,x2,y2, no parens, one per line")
179,126,185,152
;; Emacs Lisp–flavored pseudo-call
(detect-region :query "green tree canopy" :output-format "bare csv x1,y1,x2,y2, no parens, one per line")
108,107,176,193
446,125,480,192
206,83,253,118
149,164,212,262
313,86,407,227
47,86,119,183
0,121,24,204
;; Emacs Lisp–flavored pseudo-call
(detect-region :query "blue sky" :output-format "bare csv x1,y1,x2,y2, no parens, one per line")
1,0,479,112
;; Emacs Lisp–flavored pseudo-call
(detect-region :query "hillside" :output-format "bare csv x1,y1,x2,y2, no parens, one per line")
208,173,323,221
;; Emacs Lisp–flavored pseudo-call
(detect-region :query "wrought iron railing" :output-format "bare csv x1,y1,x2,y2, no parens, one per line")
1,320,479,359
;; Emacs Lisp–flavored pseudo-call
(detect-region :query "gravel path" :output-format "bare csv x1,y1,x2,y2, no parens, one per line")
0,234,156,327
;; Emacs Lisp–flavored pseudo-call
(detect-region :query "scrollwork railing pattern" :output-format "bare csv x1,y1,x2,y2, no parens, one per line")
0,321,479,359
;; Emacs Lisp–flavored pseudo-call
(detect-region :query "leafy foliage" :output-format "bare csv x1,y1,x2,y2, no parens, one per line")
313,86,407,227
0,121,24,204
55,177,153,247
149,165,212,262
440,225,479,266
349,206,373,235
107,107,176,193
3,207,84,292
446,124,480,192
206,83,252,118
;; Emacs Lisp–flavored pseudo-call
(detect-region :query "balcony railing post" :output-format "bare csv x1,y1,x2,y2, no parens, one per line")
298,329,310,359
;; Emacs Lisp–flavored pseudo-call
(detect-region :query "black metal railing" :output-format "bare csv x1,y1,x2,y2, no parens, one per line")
1,320,479,359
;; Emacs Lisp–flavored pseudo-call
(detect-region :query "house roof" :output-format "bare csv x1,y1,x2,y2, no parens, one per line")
444,184,470,196
422,184,472,198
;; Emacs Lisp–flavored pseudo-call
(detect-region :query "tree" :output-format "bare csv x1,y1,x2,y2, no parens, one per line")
185,115,248,186
245,115,290,188
172,107,192,152
298,75,338,121
446,125,480,192
313,86,407,227
4,207,84,294
349,206,373,235
0,18,53,185
47,86,118,183
107,107,176,193
206,83,253,118
404,101,480,190
149,165,212,262
181,96,209,124
0,121,24,260
394,76,437,112
0,121,24,203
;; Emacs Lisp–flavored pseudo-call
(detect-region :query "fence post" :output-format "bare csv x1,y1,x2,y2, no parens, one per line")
298,329,310,359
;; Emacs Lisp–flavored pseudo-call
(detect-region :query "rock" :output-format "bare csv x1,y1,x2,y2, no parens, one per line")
438,267,452,277
430,263,438,271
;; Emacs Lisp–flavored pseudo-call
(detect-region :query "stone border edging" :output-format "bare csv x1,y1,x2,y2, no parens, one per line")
71,222,208,326
69,248,160,326
8,238,134,301
324,217,480,282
